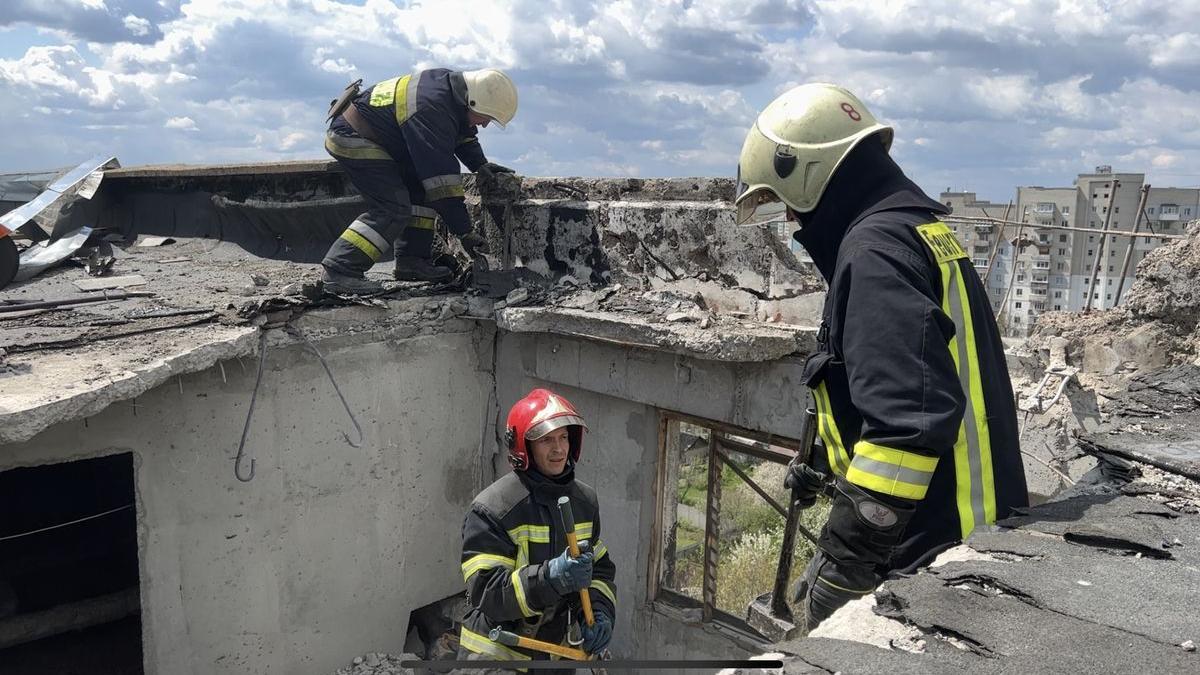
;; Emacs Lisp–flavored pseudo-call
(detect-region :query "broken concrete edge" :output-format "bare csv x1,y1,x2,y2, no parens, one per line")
0,295,480,446
495,306,817,362
0,324,259,446
768,491,1200,670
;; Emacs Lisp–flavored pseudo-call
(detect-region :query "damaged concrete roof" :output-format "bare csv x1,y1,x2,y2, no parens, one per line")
1,163,823,445
767,492,1200,673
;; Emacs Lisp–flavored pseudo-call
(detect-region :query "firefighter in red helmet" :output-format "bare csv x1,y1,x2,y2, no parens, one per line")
458,389,617,670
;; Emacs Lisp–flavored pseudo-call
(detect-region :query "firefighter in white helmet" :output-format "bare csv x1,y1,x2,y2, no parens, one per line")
736,83,1027,631
320,68,518,293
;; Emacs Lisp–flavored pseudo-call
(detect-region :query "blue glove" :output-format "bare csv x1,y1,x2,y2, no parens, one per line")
581,610,613,654
545,540,593,595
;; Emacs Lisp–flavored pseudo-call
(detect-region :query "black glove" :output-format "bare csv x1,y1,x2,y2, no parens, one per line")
784,460,827,509
792,550,878,632
475,162,515,183
581,609,613,654
459,231,488,255
545,540,593,595
793,478,916,632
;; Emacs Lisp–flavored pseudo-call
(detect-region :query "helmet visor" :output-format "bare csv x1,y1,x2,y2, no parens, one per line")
526,414,588,441
735,184,788,226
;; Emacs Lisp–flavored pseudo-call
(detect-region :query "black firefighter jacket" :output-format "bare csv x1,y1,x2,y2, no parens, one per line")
797,140,1029,571
458,466,616,664
349,68,487,235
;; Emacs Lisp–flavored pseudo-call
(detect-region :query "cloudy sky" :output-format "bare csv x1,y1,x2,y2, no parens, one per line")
1,0,1198,201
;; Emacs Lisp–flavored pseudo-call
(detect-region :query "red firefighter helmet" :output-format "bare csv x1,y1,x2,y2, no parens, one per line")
505,388,588,471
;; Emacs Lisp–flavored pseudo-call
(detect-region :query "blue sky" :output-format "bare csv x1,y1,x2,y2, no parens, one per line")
1,0,1199,202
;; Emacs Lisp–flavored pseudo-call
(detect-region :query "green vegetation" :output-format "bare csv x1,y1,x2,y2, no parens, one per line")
668,453,832,619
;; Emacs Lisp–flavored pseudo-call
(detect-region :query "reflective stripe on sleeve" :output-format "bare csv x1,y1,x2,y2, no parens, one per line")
590,579,616,606
510,568,541,618
846,441,938,500
813,382,851,476
461,553,515,581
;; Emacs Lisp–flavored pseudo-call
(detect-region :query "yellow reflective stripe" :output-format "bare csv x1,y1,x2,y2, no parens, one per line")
937,257,995,538
510,568,540,618
409,216,436,231
426,184,465,201
348,219,389,253
339,229,382,260
324,135,391,161
846,441,938,500
507,524,551,544
814,382,850,476
460,626,531,661
393,74,413,124
411,205,438,219
590,579,616,606
576,522,594,541
593,539,608,561
457,136,478,146
949,259,996,527
816,575,873,595
461,553,515,581
369,77,399,107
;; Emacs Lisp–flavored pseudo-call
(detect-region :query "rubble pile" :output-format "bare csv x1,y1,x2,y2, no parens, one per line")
332,652,418,675
1030,220,1200,379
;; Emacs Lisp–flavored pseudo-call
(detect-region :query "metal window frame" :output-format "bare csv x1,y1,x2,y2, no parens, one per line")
649,410,800,636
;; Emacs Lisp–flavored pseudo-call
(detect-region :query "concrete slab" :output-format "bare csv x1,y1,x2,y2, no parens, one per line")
496,306,814,362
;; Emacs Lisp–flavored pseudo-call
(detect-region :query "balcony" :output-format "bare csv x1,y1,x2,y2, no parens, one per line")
1031,276,1048,285
1158,212,1180,222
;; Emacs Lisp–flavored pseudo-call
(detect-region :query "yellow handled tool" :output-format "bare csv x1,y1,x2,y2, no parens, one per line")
556,495,595,627
488,628,590,661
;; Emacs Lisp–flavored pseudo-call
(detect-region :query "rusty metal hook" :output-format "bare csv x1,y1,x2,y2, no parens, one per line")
234,330,269,482
285,324,364,448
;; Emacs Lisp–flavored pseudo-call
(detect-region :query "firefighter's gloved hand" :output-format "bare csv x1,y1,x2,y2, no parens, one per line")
581,609,613,654
546,540,593,595
476,162,515,183
795,478,917,632
784,460,827,509
792,551,878,633
459,231,488,255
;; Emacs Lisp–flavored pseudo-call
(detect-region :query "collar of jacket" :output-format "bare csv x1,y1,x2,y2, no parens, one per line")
516,461,577,505
793,138,949,282
449,71,470,108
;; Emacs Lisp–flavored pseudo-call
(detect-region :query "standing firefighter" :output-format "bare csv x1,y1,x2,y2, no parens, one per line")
459,389,616,671
734,83,1028,631
320,68,517,293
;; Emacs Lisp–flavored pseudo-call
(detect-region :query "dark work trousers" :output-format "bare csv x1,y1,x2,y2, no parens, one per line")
320,123,437,276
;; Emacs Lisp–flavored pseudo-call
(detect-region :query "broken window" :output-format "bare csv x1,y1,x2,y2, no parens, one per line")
653,414,824,633
0,454,141,672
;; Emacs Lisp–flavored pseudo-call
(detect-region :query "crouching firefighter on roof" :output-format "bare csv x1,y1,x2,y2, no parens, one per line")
734,83,1029,632
320,68,518,294
459,389,617,671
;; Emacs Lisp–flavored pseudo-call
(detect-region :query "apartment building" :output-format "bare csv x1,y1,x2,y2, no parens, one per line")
941,191,1011,311
944,167,1199,336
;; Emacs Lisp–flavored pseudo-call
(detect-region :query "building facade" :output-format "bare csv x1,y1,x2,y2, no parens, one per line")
943,168,1200,336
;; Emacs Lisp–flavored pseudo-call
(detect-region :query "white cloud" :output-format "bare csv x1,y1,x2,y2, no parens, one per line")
0,0,1197,201
123,14,152,37
164,115,196,130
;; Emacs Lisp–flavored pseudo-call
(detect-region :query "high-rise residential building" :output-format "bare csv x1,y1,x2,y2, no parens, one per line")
943,167,1200,336
941,192,1011,311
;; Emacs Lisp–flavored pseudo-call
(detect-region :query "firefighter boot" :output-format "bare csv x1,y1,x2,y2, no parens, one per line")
321,266,384,295
394,256,453,282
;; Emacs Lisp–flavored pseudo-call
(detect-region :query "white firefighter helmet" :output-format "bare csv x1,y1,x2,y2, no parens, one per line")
734,83,893,225
462,68,518,127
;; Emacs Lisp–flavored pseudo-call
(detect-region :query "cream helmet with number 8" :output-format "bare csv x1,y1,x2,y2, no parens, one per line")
462,68,518,128
735,83,894,225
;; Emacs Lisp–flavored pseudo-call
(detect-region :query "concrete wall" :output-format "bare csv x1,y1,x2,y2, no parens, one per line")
492,330,809,664
0,323,492,674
